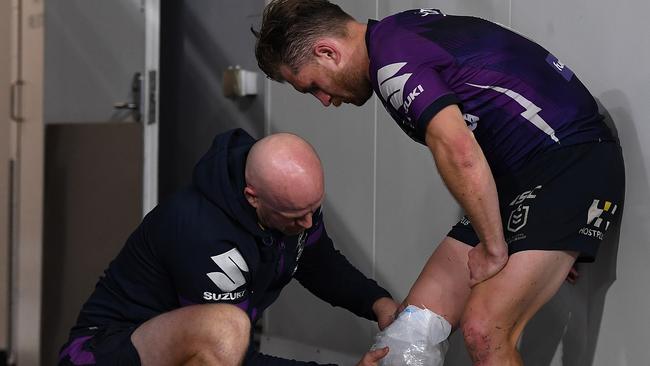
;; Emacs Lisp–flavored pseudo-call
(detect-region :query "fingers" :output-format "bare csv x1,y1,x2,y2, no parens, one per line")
366,347,389,362
566,265,580,284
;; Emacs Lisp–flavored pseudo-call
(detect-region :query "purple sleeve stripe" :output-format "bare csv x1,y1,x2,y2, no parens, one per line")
178,295,197,307
236,299,250,312
59,335,96,365
306,224,324,246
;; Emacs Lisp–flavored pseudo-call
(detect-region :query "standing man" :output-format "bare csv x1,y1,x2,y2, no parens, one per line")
59,128,397,366
253,1,625,365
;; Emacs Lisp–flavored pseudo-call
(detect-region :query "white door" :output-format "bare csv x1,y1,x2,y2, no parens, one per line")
4,0,160,365
43,0,159,213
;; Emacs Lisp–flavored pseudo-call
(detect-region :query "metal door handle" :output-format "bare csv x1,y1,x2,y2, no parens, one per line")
113,72,142,122
10,81,23,122
113,102,138,110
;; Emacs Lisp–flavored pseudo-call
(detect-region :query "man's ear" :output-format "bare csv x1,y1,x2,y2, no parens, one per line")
313,39,341,67
244,186,258,208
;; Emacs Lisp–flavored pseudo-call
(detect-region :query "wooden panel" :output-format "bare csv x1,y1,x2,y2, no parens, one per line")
41,123,143,365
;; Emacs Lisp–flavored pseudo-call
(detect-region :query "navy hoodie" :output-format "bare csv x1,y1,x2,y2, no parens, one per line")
66,129,391,365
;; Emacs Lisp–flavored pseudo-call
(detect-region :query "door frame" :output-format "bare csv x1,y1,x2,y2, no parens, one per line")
0,0,12,358
5,0,161,364
143,0,160,215
8,0,45,364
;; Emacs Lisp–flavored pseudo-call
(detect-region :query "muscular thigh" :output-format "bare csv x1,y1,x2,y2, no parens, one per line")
131,303,250,366
463,250,578,342
403,236,473,328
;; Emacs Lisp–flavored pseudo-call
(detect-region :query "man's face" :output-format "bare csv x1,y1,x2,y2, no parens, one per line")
253,193,323,236
280,61,373,107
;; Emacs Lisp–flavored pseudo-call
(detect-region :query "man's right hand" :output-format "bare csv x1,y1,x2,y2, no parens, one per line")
356,347,389,366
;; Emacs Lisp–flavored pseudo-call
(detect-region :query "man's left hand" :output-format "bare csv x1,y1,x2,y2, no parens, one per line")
372,297,399,331
468,242,508,287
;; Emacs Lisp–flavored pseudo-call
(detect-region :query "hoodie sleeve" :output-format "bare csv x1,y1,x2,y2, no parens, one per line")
294,217,392,321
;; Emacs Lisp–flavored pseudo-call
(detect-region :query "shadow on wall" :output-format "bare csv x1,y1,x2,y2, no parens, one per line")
159,0,264,199
517,92,636,366
274,196,379,356
445,93,636,366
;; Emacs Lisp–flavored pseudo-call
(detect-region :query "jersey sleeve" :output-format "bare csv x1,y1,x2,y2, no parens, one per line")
401,65,461,143
294,215,391,320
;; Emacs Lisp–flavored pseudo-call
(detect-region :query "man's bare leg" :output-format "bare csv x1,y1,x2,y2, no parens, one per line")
131,303,251,366
402,236,473,328
460,250,578,366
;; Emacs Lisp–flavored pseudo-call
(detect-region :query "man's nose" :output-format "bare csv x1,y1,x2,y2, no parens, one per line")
296,214,313,229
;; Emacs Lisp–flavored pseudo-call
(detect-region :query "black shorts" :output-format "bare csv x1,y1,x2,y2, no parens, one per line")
448,141,625,262
59,323,141,366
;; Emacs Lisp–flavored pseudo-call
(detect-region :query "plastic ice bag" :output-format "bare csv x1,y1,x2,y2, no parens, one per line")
371,305,451,366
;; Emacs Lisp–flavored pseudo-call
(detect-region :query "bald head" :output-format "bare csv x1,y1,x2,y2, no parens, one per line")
244,133,324,234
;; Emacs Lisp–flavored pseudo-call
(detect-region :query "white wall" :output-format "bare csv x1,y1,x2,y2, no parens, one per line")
264,0,650,365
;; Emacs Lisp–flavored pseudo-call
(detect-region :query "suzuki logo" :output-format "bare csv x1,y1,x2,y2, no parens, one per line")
206,248,249,292
377,62,412,110
404,85,424,113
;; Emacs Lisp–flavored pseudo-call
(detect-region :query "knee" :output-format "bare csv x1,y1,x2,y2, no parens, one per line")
460,313,514,363
190,304,251,363
202,303,251,343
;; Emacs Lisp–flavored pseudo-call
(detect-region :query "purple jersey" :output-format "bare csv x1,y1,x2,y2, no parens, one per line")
366,9,613,176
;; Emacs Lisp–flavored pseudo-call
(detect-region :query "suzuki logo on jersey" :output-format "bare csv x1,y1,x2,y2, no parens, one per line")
206,248,249,292
463,113,480,131
377,62,424,114
378,62,412,110
404,85,424,114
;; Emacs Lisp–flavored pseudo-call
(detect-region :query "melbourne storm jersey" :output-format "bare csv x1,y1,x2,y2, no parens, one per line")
366,9,613,176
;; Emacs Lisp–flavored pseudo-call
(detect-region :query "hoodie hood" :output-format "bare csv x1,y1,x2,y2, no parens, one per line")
193,129,267,238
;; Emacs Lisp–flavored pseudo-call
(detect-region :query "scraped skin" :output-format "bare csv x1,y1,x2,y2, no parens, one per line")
245,133,324,235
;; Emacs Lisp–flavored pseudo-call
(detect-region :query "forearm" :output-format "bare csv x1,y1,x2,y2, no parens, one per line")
433,138,504,249
424,105,505,252
296,231,391,320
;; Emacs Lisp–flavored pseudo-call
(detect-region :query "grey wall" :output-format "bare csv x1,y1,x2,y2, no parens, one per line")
159,0,266,198
44,0,145,123
264,1,650,365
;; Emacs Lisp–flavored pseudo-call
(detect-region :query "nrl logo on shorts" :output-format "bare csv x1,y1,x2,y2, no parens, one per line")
507,185,542,233
507,205,529,232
